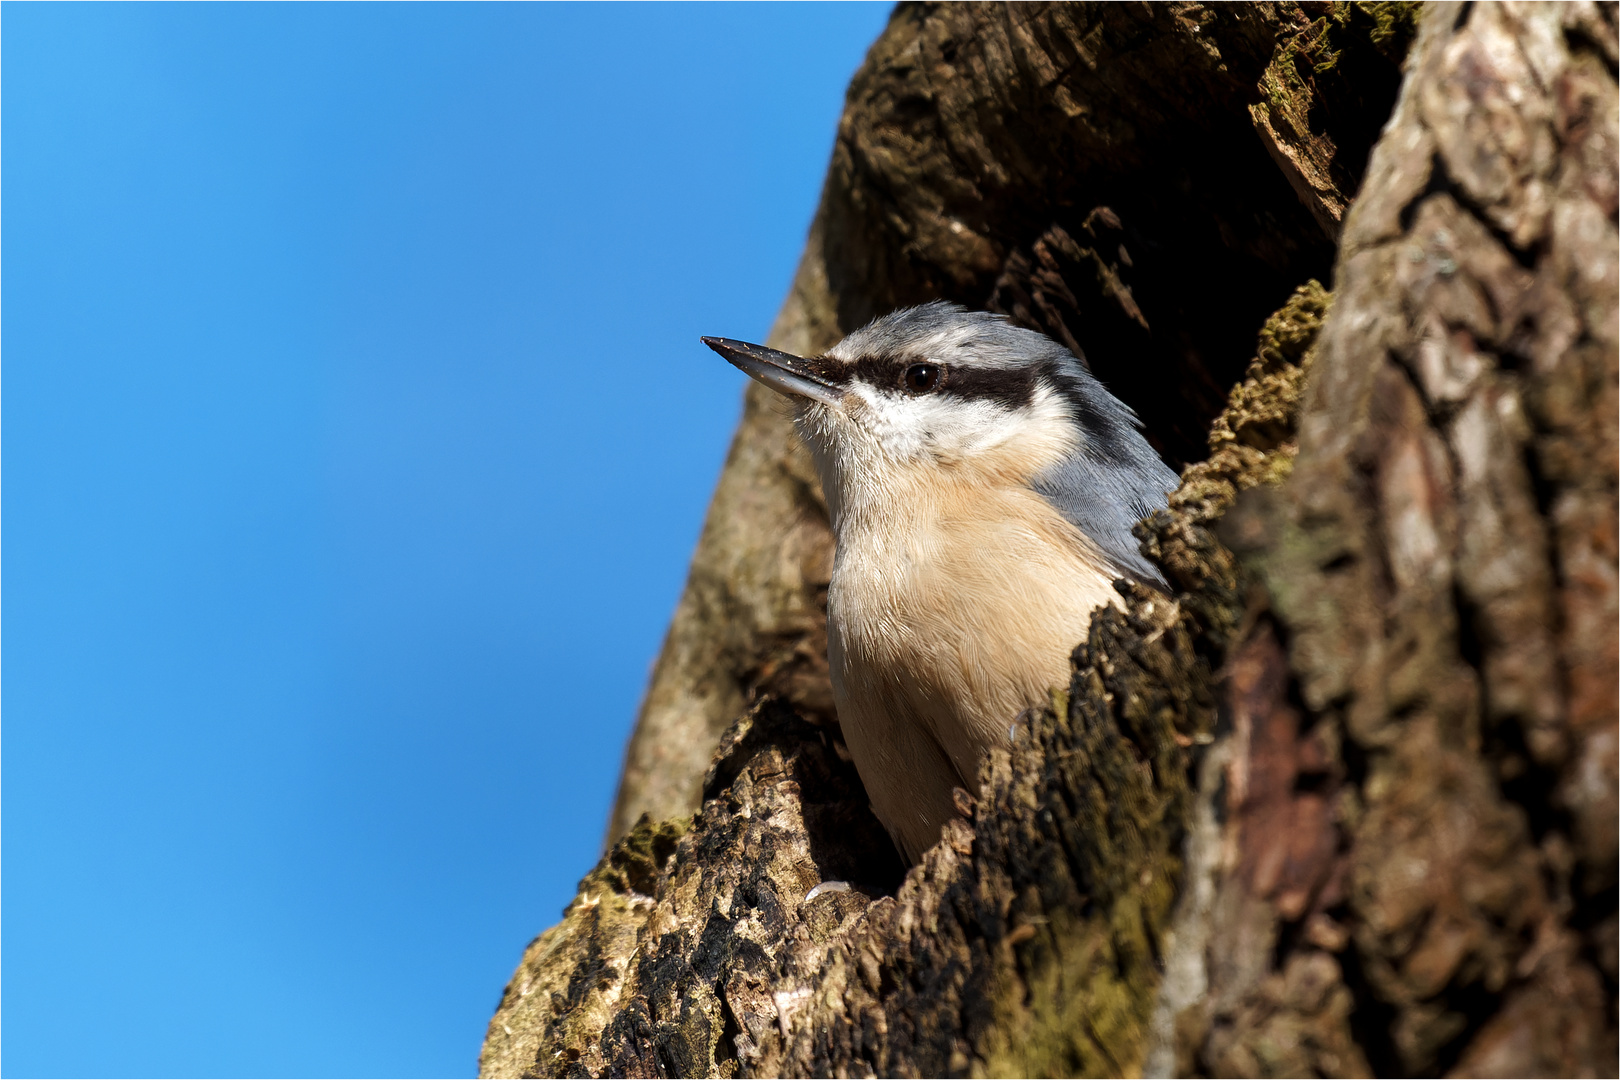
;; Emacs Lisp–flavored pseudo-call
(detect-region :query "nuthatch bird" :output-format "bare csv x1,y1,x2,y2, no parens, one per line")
704,303,1177,863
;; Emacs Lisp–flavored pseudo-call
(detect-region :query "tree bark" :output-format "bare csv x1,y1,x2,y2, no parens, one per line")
489,3,1617,1077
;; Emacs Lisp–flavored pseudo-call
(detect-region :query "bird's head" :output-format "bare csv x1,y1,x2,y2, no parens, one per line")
703,302,1179,584
704,303,1092,484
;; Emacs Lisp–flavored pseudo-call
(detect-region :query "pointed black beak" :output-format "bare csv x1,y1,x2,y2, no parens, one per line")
701,336,844,407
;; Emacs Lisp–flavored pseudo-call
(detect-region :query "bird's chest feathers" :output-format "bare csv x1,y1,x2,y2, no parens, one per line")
826,475,1117,693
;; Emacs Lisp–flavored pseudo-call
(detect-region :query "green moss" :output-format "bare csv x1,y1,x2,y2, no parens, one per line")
1167,281,1332,530
1253,4,1421,193
1261,17,1336,119
1348,1,1424,61
1253,278,1332,375
590,812,690,897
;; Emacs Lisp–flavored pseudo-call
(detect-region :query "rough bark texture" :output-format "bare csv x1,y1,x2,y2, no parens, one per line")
1201,4,1619,1074
495,3,1617,1077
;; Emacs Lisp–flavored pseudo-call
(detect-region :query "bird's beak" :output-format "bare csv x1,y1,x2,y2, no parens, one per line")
702,336,844,408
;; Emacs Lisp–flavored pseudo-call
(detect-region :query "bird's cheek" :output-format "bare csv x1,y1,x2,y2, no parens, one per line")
928,443,965,468
834,396,871,429
837,410,892,459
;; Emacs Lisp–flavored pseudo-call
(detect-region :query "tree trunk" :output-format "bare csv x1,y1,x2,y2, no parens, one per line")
485,3,1617,1077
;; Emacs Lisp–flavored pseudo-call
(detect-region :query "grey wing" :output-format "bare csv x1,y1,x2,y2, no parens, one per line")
1032,445,1179,593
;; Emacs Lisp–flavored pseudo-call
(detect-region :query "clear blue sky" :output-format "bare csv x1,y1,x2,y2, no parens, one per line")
2,4,891,1076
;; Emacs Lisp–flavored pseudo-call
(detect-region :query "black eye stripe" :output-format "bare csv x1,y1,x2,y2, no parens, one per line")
939,364,1038,408
805,355,900,387
808,354,1039,409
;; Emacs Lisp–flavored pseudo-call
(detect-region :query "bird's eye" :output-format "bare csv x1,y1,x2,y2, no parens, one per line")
903,363,941,393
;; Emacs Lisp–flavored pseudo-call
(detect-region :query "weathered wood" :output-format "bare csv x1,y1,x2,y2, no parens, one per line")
493,3,1616,1077
1195,4,1618,1073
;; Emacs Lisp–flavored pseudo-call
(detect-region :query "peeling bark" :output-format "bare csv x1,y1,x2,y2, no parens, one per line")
497,3,1615,1077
